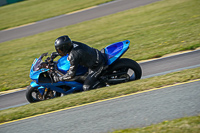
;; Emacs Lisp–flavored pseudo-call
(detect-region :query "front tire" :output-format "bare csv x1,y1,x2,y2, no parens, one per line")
26,85,42,103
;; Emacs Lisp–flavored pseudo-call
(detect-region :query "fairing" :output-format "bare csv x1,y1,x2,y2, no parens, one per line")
30,57,49,83
105,40,130,65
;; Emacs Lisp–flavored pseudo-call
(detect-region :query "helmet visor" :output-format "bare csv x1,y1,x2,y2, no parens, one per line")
56,48,65,56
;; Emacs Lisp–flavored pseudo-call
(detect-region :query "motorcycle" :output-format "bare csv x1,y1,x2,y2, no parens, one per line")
26,40,142,103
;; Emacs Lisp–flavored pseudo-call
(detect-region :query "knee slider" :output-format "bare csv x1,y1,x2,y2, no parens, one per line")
83,85,90,91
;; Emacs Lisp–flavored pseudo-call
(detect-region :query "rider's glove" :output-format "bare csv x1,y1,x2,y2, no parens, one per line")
53,75,59,82
51,52,59,59
59,76,64,81
52,73,63,82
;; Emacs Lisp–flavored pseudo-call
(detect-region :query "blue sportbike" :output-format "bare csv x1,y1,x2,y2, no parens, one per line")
26,40,142,103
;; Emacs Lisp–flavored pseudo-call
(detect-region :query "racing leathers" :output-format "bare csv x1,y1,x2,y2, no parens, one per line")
54,41,105,91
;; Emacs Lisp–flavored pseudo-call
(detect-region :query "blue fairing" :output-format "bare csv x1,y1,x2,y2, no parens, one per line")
105,40,130,65
30,80,83,95
57,55,88,75
30,81,40,88
29,58,49,83
57,55,70,74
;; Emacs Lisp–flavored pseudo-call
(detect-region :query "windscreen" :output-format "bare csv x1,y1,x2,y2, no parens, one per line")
33,55,43,71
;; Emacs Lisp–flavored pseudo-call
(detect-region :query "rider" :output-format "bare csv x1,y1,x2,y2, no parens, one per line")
52,35,106,91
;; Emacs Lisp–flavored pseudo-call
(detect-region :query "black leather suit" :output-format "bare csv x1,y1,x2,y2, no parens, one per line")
62,41,105,91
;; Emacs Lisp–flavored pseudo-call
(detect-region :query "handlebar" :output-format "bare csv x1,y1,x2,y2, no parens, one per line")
51,52,59,60
40,52,59,70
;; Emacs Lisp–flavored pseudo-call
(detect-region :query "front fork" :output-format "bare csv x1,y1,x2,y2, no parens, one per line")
30,81,53,100
37,87,55,100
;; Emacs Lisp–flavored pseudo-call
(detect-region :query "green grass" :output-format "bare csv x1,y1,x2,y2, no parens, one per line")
111,115,200,133
0,0,113,30
0,0,200,91
0,67,200,123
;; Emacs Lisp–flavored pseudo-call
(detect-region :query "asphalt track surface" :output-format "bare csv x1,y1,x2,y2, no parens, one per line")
0,0,161,43
1,80,200,133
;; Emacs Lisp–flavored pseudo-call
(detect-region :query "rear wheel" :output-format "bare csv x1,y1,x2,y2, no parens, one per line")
105,58,142,85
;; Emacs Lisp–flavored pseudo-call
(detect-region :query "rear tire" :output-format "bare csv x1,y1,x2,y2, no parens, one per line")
106,58,142,84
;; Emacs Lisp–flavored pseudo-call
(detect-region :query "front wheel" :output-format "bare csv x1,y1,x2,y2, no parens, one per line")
105,58,142,85
26,85,42,103
26,85,62,103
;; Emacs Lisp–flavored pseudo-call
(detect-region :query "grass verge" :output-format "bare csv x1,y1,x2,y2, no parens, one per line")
0,67,200,124
111,115,200,133
0,0,200,91
0,0,113,30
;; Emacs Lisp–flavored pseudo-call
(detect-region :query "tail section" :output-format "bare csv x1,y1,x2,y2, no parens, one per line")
102,40,130,65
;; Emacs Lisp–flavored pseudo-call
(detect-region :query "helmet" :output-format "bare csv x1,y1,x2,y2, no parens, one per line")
54,35,73,56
